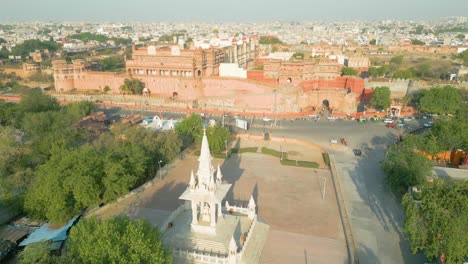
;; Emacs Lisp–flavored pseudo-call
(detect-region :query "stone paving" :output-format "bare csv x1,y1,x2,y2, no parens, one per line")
90,138,347,263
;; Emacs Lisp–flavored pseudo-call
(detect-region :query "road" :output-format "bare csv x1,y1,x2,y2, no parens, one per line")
246,119,427,264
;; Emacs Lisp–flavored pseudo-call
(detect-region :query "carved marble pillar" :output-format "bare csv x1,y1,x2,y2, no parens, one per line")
191,200,198,224
210,202,216,227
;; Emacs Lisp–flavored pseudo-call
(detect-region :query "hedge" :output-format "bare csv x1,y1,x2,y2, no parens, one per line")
280,159,319,168
322,153,330,166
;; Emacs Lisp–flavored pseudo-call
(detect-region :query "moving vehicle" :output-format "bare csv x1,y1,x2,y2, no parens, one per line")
383,118,394,124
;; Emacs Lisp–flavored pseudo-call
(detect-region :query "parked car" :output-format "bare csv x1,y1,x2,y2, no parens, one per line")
262,117,271,122
397,123,406,128
383,118,394,124
423,123,433,128
327,116,337,121
403,117,413,122
353,149,362,156
387,123,397,128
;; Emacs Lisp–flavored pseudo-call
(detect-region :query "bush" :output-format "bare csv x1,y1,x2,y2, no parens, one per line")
261,147,282,158
281,159,319,168
322,153,330,166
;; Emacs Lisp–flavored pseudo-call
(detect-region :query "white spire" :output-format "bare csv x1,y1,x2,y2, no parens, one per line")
197,127,214,189
229,236,238,254
189,170,195,190
216,164,223,184
248,195,256,210
209,172,216,192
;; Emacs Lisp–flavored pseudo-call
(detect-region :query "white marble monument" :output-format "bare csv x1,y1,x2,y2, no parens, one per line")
179,128,232,235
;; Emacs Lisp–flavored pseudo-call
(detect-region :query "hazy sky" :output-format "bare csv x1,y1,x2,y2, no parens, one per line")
2,0,467,22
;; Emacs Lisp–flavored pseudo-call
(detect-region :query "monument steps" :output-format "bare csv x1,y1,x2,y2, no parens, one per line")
240,219,270,264
170,236,228,256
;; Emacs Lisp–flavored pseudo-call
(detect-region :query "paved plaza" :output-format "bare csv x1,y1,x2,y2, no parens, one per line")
90,137,347,263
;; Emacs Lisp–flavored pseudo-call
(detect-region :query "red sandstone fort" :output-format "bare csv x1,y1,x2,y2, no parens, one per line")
52,42,366,114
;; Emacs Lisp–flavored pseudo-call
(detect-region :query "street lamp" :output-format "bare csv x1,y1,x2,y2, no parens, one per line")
280,145,283,161
225,140,228,159
158,160,162,180
322,175,327,200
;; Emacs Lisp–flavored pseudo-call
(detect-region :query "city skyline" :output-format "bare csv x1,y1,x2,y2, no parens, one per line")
1,0,467,22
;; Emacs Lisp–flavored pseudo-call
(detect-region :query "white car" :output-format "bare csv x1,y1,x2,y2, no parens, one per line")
403,117,413,122
327,116,337,121
423,123,433,128
383,119,394,124
262,117,271,122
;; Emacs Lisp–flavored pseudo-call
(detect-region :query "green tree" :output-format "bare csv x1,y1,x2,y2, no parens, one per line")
103,85,111,94
175,114,203,143
402,180,468,264
368,66,379,77
419,86,462,114
18,241,56,264
430,119,468,152
341,67,357,76
393,69,413,79
259,36,284,44
382,140,433,193
25,145,104,224
205,125,231,154
411,39,425,45
12,39,60,57
369,39,376,45
370,86,391,110
292,52,304,60
17,89,60,114
0,37,6,44
67,217,172,264
103,143,148,202
458,50,468,67
378,65,390,77
119,78,145,95
100,56,125,72
390,55,404,65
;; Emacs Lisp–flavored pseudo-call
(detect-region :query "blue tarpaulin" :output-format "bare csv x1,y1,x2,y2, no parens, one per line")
19,216,79,247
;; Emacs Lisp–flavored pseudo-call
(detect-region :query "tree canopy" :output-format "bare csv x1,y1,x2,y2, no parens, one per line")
370,86,391,110
12,39,60,57
175,114,231,153
100,56,125,72
119,78,145,95
393,69,413,79
418,86,462,115
411,39,425,45
68,32,131,46
259,36,284,45
25,124,181,224
341,67,357,76
402,180,468,264
68,217,172,264
382,136,433,193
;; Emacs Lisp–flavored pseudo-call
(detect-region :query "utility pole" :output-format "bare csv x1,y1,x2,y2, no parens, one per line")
225,140,228,159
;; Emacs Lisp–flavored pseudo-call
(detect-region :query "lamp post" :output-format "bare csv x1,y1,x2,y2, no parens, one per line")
322,175,327,200
280,145,283,161
225,140,228,159
158,160,162,180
